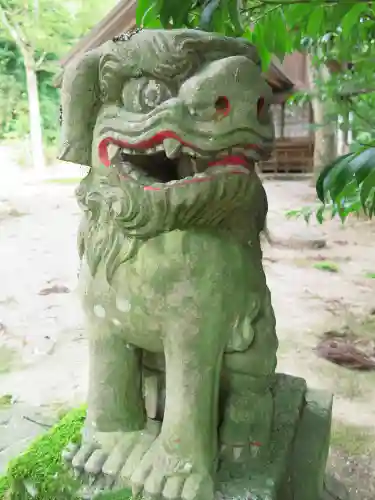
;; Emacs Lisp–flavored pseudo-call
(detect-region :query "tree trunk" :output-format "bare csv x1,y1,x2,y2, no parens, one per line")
307,55,337,181
0,6,46,171
24,56,45,171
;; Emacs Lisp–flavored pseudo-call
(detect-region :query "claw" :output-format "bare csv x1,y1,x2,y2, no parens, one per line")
88,474,96,486
132,482,143,498
62,442,79,462
103,474,116,489
73,468,83,479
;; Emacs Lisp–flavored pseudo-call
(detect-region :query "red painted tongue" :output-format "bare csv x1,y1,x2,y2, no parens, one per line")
207,156,249,168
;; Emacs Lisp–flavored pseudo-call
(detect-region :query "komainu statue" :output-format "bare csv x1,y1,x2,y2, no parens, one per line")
59,29,336,500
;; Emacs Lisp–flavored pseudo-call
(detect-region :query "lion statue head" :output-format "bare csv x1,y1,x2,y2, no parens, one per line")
59,29,274,277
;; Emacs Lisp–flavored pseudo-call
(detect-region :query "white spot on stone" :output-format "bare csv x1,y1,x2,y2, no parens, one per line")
250,444,260,457
233,447,243,461
183,462,193,473
93,304,106,318
116,297,131,312
112,318,121,327
112,200,122,214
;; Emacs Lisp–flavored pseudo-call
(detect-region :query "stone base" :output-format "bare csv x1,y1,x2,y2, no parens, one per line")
216,374,334,499
0,377,350,500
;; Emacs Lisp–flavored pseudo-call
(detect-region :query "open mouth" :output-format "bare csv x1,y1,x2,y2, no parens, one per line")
98,131,257,191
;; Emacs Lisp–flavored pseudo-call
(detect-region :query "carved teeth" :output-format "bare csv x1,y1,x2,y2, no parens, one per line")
163,138,183,159
182,146,196,157
121,148,135,155
145,147,157,154
107,144,121,161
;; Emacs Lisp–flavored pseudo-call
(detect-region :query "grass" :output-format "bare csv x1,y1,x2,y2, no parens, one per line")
313,261,340,273
365,272,375,279
0,394,13,407
331,420,375,457
0,346,20,374
0,406,132,500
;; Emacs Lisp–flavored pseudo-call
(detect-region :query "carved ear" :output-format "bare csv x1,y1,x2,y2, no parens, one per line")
58,49,102,167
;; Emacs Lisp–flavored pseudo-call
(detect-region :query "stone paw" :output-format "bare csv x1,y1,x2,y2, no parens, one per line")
119,435,215,500
62,423,160,491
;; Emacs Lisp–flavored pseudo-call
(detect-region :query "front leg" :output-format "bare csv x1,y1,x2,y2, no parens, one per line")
122,321,226,500
85,329,145,434
63,322,154,485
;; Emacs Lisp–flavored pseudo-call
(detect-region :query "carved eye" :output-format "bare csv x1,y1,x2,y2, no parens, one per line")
214,96,230,116
122,78,173,113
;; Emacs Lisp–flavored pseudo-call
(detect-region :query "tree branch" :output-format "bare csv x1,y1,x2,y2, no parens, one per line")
0,4,29,53
35,52,46,69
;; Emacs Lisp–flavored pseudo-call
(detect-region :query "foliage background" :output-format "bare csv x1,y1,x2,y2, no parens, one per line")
0,0,118,146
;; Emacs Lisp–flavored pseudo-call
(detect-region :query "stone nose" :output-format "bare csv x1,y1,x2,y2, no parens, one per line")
185,95,231,122
177,59,244,123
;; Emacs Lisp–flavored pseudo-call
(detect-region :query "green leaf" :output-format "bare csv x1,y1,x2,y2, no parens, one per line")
369,193,375,218
316,153,353,202
199,0,221,31
212,0,228,34
252,23,272,71
136,0,153,26
267,9,289,59
285,3,312,25
360,169,375,210
341,3,369,36
159,0,193,27
306,7,324,37
350,148,375,183
170,0,193,27
227,0,244,36
144,17,163,28
316,205,325,224
139,1,162,27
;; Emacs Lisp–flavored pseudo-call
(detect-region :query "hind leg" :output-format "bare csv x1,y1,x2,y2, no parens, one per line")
220,288,278,462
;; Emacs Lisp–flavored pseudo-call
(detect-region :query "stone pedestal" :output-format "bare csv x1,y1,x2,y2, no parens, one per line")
215,374,333,500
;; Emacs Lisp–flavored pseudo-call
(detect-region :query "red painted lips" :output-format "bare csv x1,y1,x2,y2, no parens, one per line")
98,131,258,168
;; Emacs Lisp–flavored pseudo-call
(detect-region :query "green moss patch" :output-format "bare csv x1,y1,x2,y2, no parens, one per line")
0,406,85,499
313,261,339,273
0,406,133,500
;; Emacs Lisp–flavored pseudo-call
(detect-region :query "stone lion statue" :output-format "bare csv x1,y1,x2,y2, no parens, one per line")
59,28,334,500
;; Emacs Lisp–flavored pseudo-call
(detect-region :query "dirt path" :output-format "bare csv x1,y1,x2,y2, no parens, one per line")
0,171,374,498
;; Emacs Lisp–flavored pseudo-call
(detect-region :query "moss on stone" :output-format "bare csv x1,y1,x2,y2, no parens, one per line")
0,474,9,498
0,406,85,499
0,405,133,499
0,406,131,499
0,404,135,499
